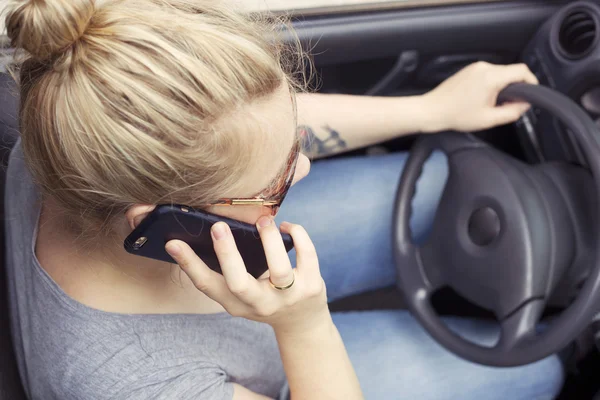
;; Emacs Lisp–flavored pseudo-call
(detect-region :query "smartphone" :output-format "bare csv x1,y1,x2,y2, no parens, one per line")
124,205,294,278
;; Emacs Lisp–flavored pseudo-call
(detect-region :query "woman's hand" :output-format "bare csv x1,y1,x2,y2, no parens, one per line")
422,61,539,133
165,216,330,334
167,219,363,399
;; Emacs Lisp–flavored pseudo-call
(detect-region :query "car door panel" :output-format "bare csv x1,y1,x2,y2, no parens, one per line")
288,0,568,95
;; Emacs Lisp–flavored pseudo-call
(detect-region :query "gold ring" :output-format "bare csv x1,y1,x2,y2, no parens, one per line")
269,273,295,291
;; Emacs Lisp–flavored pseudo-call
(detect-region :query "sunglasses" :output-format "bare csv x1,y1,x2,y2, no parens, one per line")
204,139,301,216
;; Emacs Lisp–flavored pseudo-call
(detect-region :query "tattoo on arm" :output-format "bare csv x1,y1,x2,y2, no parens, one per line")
297,125,347,157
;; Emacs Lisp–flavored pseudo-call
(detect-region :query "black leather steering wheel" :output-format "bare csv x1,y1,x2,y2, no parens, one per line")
394,83,600,367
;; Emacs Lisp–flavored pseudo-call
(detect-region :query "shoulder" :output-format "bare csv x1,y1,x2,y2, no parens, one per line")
75,345,233,400
28,315,233,400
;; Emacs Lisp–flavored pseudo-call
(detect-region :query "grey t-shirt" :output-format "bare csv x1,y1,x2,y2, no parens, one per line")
6,141,289,400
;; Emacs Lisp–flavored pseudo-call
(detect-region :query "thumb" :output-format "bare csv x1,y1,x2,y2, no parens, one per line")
489,101,530,126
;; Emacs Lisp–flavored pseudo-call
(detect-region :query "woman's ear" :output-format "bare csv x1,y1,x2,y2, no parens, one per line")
125,205,157,230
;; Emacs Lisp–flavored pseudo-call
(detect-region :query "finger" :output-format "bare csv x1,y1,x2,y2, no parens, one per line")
165,240,231,303
256,216,294,287
257,270,270,280
211,222,262,302
279,221,320,278
489,101,531,126
494,63,538,89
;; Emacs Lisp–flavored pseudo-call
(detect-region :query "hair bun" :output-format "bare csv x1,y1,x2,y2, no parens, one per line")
6,0,95,61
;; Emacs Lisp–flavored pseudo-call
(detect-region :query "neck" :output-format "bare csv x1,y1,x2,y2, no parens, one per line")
36,199,226,315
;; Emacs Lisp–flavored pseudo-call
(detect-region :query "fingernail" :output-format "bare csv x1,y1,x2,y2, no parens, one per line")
257,216,272,229
280,221,291,230
211,223,228,240
165,242,181,256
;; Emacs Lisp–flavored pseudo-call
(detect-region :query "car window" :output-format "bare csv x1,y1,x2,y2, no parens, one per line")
239,0,399,12
236,0,493,15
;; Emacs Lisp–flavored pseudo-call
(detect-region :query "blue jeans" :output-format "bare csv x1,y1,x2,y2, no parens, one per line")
276,151,564,400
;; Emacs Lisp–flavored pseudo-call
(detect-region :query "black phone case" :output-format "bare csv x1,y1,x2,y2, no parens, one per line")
124,205,294,278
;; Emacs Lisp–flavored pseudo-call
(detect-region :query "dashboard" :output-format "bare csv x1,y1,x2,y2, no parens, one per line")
517,1,600,308
519,0,600,165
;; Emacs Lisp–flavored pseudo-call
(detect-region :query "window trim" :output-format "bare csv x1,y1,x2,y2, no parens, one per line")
247,0,504,17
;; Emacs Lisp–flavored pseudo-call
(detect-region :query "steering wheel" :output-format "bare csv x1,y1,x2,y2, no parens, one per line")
394,83,600,367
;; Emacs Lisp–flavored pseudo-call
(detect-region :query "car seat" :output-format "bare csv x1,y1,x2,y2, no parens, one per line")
0,71,27,399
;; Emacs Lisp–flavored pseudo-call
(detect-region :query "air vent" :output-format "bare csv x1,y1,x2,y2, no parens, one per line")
558,10,597,59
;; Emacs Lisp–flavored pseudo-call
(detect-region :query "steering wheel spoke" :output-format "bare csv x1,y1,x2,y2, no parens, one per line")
416,244,446,291
496,299,545,351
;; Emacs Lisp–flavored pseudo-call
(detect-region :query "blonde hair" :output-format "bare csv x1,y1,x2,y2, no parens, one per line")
4,0,307,236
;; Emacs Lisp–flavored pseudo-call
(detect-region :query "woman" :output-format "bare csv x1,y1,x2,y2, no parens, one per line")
4,0,563,399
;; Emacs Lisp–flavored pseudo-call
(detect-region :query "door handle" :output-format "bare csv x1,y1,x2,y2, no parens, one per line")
365,50,419,96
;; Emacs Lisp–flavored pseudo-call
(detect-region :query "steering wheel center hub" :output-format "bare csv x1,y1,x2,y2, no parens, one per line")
468,207,501,246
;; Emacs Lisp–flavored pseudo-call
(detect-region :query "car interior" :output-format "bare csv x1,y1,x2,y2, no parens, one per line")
3,0,600,398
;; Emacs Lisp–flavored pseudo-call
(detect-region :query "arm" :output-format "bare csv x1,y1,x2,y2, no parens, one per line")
233,384,272,399
232,316,360,400
297,62,539,159
167,221,363,400
274,314,361,400
296,93,430,158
